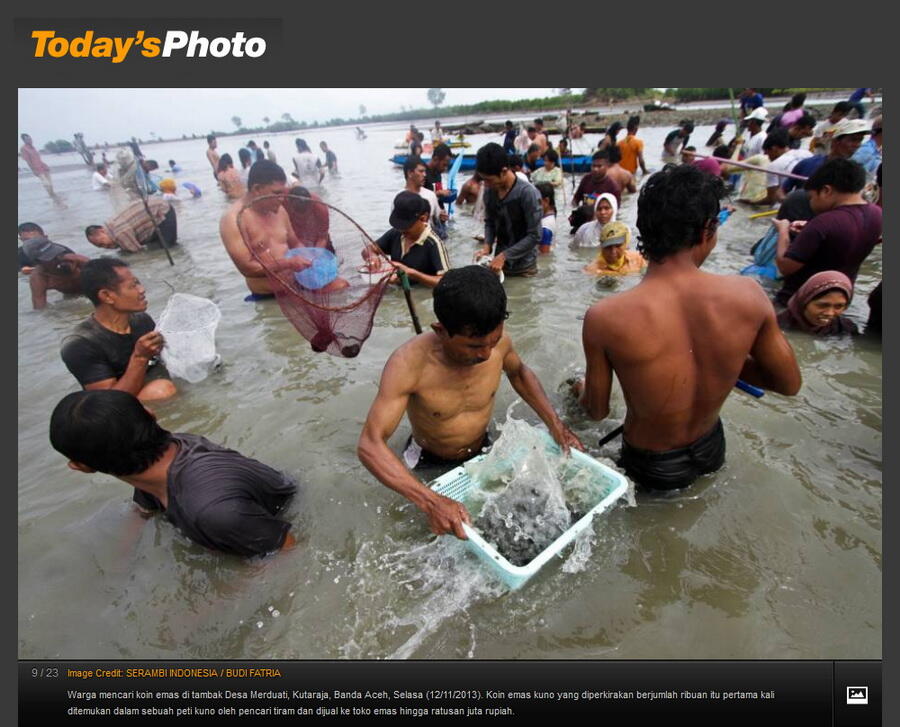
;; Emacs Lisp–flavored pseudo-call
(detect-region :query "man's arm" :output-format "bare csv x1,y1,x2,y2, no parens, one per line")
477,192,496,259
29,272,49,310
579,303,614,420
357,346,472,539
637,145,648,174
625,173,637,194
83,331,165,397
739,285,802,395
219,212,272,279
502,338,584,453
774,219,808,277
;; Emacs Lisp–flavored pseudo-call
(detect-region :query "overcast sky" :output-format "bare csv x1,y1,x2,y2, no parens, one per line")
18,88,558,145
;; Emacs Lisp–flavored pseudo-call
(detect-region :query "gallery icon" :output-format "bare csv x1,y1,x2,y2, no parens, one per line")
846,686,868,705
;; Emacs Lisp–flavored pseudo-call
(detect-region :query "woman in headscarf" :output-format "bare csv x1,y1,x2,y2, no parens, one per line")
573,192,619,247
776,270,858,335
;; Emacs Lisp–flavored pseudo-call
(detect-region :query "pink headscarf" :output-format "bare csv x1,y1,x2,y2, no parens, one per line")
778,270,856,335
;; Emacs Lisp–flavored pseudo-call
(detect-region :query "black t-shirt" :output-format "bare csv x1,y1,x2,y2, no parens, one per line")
664,129,689,151
424,165,445,208
375,228,450,280
60,313,169,387
324,150,337,168
132,433,298,556
777,190,814,222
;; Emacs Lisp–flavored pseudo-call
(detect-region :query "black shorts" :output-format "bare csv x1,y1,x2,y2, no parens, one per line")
619,419,725,491
403,432,493,471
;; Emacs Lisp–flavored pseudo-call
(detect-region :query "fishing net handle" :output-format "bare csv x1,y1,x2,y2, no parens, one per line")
237,192,396,312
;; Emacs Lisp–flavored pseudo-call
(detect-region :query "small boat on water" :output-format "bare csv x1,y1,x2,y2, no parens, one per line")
643,100,676,112
389,154,595,173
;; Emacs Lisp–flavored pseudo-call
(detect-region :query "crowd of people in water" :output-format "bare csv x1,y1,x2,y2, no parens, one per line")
18,87,882,558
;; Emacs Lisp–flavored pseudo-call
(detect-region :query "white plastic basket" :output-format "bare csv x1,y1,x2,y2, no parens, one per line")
429,432,628,590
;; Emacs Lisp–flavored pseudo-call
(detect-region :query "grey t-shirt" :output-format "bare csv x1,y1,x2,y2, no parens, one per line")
483,177,542,273
133,433,298,556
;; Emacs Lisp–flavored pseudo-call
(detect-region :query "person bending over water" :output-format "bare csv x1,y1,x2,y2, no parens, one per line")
777,270,858,335
50,389,297,556
18,222,89,310
60,258,176,402
574,165,801,491
358,266,583,538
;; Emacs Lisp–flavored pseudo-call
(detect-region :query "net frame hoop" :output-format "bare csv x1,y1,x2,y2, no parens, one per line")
236,192,397,313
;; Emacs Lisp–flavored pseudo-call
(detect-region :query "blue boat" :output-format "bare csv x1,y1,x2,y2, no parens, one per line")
389,154,595,173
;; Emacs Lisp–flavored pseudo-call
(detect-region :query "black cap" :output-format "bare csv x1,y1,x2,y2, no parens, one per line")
390,192,431,230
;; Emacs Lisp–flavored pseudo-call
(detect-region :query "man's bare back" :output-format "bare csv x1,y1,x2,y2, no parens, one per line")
583,267,797,450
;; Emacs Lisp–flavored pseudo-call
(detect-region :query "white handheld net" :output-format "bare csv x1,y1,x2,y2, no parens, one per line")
157,294,222,383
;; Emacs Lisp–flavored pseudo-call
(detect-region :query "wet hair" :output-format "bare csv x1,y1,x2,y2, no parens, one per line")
793,114,816,130
403,156,425,178
217,153,233,172
432,143,453,160
263,141,270,148
543,149,559,164
433,266,508,337
712,145,731,159
247,159,286,188
206,134,216,144
475,143,509,176
50,390,173,476
607,145,623,164
832,101,853,115
789,93,806,109
294,138,311,153
247,141,257,149
80,257,129,305
535,182,556,214
505,120,513,128
804,158,866,194
606,121,622,140
18,222,44,235
626,115,641,132
526,126,536,133
168,159,177,167
96,163,106,172
636,165,725,263
526,143,541,156
763,129,791,151
681,120,694,133
683,146,697,152
237,148,252,167
21,133,31,141
568,203,595,233
591,149,612,163
507,154,524,170
84,224,103,240
143,160,159,171
534,118,544,126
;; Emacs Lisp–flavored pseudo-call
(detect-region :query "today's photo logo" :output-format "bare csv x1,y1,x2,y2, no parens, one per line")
30,29,267,63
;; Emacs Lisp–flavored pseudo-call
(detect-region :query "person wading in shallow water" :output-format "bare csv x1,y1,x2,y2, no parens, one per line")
358,266,583,539
574,165,801,491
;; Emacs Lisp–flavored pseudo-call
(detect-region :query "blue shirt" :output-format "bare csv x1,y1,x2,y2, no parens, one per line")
848,88,870,103
852,138,881,174
503,129,517,152
782,155,826,193
741,93,764,114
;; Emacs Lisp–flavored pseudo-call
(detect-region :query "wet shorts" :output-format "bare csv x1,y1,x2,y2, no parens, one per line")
403,432,492,471
619,418,725,491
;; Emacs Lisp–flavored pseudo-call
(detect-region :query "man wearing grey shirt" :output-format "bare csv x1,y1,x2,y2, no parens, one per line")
474,143,542,277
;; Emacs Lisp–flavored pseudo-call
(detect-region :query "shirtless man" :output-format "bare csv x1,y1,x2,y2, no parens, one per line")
206,135,220,180
18,222,89,310
358,265,583,538
574,165,801,491
219,159,314,298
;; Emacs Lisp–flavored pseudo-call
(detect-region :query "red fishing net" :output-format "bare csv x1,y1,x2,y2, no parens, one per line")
238,189,395,357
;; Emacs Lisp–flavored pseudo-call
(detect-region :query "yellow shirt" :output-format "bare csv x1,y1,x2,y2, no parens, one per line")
585,249,646,275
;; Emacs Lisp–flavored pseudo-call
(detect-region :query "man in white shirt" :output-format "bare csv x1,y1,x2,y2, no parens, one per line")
760,129,811,205
742,107,768,158
91,163,111,191
399,157,446,233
